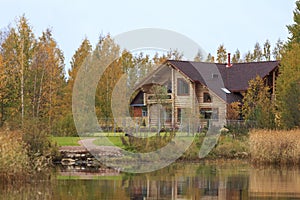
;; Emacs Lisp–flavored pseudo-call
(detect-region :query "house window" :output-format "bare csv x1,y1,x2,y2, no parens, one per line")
165,80,172,93
177,108,182,122
177,78,189,95
142,107,148,117
200,108,219,120
203,92,212,103
200,108,212,119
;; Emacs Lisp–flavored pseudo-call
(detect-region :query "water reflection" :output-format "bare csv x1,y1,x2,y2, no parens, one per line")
1,162,300,199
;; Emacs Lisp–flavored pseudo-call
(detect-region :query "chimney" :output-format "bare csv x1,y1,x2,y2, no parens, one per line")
226,53,232,68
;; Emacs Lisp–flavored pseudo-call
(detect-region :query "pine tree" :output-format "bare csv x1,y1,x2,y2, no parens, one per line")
205,53,214,63
272,39,284,60
263,39,271,61
216,44,227,63
244,51,253,62
252,42,263,61
287,0,300,44
232,49,241,63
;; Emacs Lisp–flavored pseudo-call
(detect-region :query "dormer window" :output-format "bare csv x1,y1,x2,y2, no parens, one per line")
203,92,212,103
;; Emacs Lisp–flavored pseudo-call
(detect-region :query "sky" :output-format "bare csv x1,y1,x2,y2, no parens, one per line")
0,0,296,72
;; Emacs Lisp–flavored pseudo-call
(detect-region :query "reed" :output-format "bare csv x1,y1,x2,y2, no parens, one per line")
249,129,300,164
0,130,30,181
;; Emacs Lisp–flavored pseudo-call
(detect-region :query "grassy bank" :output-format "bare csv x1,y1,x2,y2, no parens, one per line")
250,129,300,165
51,136,82,146
52,129,300,165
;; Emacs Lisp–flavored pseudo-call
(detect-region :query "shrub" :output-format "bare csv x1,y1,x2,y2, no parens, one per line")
22,120,59,171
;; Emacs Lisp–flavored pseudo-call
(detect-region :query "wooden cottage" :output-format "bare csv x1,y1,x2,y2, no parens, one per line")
130,59,279,129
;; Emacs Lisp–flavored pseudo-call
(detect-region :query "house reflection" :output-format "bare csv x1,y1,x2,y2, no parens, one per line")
126,174,249,200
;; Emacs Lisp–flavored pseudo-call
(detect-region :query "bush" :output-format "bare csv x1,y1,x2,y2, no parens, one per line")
52,113,77,136
211,136,249,159
23,120,59,171
250,129,300,164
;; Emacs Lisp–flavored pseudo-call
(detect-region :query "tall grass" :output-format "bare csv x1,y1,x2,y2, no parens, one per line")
0,130,30,181
250,129,300,164
0,127,57,182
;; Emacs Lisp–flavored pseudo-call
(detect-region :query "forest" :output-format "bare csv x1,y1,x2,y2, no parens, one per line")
0,11,299,136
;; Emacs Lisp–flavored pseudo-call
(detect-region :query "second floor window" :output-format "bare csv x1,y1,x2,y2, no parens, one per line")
177,78,189,95
203,92,212,103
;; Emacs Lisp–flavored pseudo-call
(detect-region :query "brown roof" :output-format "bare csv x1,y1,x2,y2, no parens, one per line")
167,60,279,103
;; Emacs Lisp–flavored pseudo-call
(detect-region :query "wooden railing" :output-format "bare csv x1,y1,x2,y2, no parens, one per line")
146,93,173,104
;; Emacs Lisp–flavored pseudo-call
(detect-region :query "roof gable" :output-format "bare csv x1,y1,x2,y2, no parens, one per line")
168,60,279,92
167,60,279,103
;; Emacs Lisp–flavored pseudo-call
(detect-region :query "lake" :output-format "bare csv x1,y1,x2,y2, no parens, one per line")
1,161,300,199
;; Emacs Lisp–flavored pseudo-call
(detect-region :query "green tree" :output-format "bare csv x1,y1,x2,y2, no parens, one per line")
56,38,92,136
232,49,241,63
263,39,271,61
205,53,214,63
287,0,300,44
252,42,263,61
216,44,227,63
242,76,275,129
276,43,300,129
94,34,123,128
244,51,253,62
272,38,284,60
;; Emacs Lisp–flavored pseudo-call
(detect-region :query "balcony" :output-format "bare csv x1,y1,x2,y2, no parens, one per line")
146,93,173,104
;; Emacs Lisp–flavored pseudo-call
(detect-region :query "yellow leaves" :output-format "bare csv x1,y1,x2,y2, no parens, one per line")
227,102,241,120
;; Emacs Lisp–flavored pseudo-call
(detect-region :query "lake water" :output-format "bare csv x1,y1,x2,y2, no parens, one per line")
1,161,300,199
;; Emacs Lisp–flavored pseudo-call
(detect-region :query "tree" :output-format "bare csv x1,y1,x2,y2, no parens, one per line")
30,29,65,132
287,0,300,44
166,49,183,60
0,16,36,128
272,39,284,60
227,102,241,120
194,50,203,62
153,49,183,66
232,49,241,63
205,53,214,63
216,44,227,63
276,43,300,129
68,38,92,86
244,51,253,62
242,76,275,129
263,39,271,61
0,30,18,126
252,42,263,61
55,38,92,136
94,34,123,128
